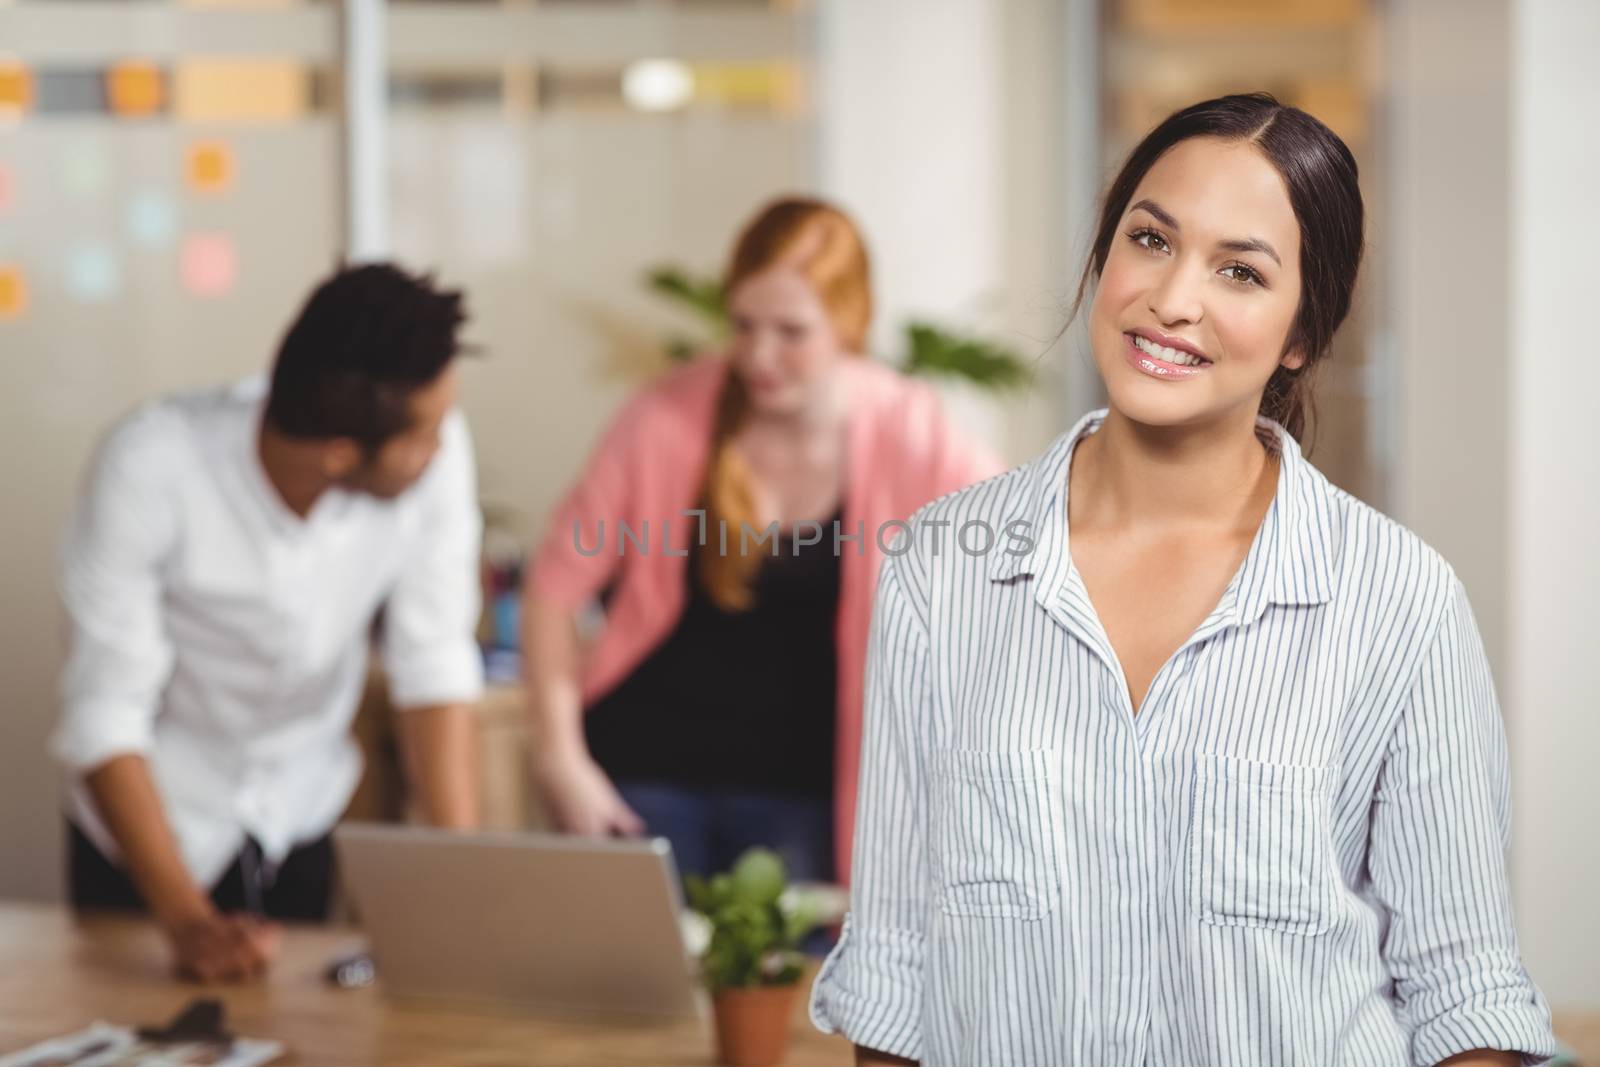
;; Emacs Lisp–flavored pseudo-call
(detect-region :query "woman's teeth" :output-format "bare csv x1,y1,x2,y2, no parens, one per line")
1132,334,1208,367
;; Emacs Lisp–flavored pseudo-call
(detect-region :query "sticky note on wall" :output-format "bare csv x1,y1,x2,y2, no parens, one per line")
181,233,237,297
174,59,305,123
185,140,233,195
127,189,177,247
107,62,166,118
0,266,28,320
66,244,120,302
61,141,110,199
0,62,33,119
0,163,14,216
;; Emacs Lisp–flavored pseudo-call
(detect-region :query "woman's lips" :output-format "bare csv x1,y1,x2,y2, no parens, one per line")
1122,332,1211,380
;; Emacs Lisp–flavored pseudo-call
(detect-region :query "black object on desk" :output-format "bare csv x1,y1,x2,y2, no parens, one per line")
136,998,234,1046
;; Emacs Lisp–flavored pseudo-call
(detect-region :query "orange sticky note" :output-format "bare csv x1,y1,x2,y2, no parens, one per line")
181,234,237,297
185,141,233,195
0,62,33,117
0,266,28,320
107,62,166,118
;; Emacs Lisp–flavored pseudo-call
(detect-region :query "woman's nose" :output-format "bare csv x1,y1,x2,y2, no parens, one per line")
741,330,779,369
1146,262,1204,327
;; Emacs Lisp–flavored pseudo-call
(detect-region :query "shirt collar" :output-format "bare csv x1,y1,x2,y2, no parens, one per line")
988,407,1335,626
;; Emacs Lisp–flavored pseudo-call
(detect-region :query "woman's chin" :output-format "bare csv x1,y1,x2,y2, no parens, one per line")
746,385,805,417
1100,377,1228,430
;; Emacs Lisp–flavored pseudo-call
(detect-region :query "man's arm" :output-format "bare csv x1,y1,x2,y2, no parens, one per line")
395,702,481,828
381,409,487,827
55,410,275,981
85,755,212,931
85,755,274,981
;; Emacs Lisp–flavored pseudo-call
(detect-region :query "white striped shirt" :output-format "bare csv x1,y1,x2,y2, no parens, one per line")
809,407,1556,1066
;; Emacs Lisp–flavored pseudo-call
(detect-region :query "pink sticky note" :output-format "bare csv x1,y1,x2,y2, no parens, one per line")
180,233,237,298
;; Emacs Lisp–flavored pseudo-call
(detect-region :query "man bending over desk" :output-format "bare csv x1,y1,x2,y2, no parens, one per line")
52,264,485,982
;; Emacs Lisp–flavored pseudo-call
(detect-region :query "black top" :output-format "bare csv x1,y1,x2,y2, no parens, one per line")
583,506,842,797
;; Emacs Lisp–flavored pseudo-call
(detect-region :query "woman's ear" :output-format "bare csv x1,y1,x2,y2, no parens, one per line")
1280,347,1308,372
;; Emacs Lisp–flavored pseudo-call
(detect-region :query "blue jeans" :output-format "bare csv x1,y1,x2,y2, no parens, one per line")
616,781,834,883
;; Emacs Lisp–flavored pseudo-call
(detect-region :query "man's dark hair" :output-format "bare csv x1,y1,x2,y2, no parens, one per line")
265,262,467,450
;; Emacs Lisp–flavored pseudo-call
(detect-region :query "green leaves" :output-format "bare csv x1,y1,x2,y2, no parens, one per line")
686,848,815,991
730,848,785,903
645,266,729,362
903,320,1030,391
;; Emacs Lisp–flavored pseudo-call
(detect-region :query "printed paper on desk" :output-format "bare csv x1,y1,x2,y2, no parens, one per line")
0,1021,285,1067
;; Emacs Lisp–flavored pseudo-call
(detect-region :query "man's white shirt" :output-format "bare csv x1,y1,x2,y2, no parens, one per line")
54,376,485,885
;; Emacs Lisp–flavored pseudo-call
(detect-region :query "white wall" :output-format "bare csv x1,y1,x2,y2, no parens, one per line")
1390,0,1600,1011
1385,0,1512,676
1506,0,1600,1011
814,0,1089,462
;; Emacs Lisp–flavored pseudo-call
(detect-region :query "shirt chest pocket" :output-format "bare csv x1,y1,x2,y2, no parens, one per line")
933,748,1062,920
1189,752,1340,936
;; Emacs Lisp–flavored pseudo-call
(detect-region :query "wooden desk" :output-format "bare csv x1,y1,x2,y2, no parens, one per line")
5,903,1594,1065
0,903,852,1066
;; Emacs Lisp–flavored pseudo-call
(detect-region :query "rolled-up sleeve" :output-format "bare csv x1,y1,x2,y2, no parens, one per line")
810,551,930,1060
382,409,485,710
53,411,178,773
1369,573,1557,1067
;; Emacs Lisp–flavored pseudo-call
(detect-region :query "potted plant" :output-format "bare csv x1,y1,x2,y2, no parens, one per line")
685,848,821,1067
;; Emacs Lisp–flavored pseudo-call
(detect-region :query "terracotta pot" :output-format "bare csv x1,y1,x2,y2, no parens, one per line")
711,983,801,1067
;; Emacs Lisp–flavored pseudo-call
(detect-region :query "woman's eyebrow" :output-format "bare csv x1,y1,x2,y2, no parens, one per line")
1218,236,1282,267
1129,198,1283,267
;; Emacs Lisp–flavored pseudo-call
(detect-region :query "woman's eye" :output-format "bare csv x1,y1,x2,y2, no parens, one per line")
1223,264,1263,286
778,325,808,342
1130,228,1168,254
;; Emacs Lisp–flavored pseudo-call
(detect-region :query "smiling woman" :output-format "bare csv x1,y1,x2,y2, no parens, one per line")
812,93,1556,1067
1074,98,1364,444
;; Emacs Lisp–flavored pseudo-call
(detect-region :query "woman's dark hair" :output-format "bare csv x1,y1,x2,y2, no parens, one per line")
265,262,467,451
1069,92,1364,445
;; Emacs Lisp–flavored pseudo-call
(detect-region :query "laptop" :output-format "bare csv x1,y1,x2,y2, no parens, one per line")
334,823,703,1020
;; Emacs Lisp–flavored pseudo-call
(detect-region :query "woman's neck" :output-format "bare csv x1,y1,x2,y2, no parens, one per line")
743,365,851,440
1070,404,1277,536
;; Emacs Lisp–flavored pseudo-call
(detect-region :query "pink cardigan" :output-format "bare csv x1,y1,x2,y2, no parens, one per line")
527,355,1004,884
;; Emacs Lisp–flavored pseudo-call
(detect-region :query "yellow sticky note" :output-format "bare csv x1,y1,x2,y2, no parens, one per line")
0,266,28,320
107,62,166,118
174,59,305,123
0,61,33,118
186,140,234,195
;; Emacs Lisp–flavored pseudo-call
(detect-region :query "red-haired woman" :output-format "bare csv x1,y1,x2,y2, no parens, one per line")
524,197,1003,885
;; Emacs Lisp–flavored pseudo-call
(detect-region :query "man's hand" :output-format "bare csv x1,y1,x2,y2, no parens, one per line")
163,905,281,983
85,755,286,980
